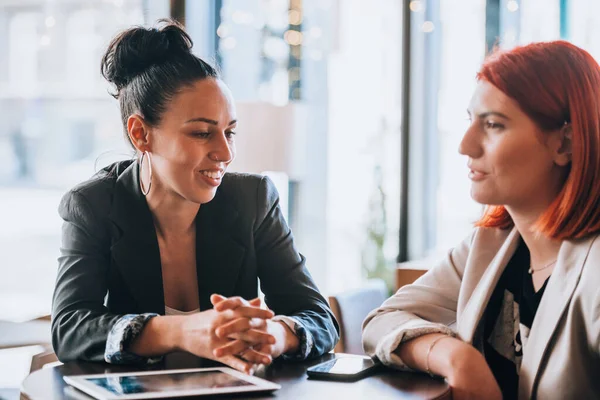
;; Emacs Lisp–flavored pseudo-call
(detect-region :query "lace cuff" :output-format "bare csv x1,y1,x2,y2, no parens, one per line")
272,315,314,361
104,313,163,364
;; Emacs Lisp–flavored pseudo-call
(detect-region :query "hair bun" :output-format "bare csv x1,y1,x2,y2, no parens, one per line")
101,19,193,92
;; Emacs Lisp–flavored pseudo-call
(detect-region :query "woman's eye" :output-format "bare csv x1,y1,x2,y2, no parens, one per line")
485,121,503,130
226,131,236,139
192,131,210,138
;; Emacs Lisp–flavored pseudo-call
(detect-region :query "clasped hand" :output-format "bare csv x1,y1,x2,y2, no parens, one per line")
180,294,290,374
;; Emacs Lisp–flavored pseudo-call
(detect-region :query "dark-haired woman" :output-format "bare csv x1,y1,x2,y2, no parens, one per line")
51,20,339,374
363,41,600,399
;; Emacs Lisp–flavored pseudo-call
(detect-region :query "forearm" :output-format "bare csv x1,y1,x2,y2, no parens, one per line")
396,333,471,377
129,315,185,357
52,310,123,362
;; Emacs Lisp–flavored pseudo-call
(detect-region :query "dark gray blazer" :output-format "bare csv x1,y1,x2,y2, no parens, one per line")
52,160,339,362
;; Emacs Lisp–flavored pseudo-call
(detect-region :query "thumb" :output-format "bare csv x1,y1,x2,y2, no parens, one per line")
249,297,262,307
210,294,227,306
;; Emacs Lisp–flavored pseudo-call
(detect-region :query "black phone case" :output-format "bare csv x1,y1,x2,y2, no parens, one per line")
306,359,381,382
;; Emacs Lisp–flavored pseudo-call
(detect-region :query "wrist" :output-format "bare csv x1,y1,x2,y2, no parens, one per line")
417,335,469,379
170,316,188,352
150,315,187,352
129,315,182,356
176,314,213,358
275,320,299,355
425,335,451,377
444,340,483,382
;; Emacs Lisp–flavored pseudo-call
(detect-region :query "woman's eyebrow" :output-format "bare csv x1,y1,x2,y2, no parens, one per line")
185,117,237,126
469,110,510,120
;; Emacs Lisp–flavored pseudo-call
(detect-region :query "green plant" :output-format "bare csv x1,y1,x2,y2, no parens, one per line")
361,165,394,295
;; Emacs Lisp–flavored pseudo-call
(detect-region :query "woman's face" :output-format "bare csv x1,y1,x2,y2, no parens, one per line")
146,78,237,204
459,81,569,213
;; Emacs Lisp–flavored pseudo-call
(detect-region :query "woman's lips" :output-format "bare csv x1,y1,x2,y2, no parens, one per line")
199,169,224,187
468,169,487,181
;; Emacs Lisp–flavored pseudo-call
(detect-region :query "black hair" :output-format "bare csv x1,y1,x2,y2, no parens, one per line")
100,19,219,148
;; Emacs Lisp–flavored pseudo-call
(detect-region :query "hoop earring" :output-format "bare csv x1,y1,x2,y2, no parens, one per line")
139,151,153,196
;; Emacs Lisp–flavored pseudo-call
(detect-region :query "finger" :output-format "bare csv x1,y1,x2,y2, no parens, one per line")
229,306,274,319
210,294,227,306
229,329,276,345
254,343,274,357
249,317,268,330
249,297,262,307
214,296,248,311
214,339,251,358
215,317,252,338
216,317,268,338
216,317,265,338
239,348,272,365
220,355,256,375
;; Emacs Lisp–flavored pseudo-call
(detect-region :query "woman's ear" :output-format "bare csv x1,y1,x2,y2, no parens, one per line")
127,114,151,153
553,123,572,167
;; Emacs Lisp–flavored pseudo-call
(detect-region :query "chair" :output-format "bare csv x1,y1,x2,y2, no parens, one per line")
0,318,51,351
0,315,59,373
27,315,60,372
328,279,389,354
395,257,437,291
29,346,60,373
395,267,427,291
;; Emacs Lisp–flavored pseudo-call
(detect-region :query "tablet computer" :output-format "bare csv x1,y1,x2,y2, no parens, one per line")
63,367,281,399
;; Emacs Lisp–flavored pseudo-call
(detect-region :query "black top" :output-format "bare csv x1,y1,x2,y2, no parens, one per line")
51,160,339,363
483,239,550,399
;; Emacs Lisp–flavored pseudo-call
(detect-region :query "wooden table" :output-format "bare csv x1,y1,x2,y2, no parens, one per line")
20,353,451,399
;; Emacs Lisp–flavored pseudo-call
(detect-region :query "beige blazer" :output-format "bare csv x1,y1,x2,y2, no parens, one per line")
363,227,600,399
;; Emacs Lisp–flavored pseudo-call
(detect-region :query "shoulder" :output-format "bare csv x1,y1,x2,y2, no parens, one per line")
219,172,279,208
58,160,132,222
583,232,600,256
570,234,600,340
219,172,264,191
220,172,275,195
217,173,282,229
578,233,600,281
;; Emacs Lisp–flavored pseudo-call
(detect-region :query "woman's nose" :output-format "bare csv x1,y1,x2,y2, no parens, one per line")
209,132,234,163
458,125,483,158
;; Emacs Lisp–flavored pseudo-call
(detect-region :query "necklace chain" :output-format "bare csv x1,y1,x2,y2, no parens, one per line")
528,259,557,275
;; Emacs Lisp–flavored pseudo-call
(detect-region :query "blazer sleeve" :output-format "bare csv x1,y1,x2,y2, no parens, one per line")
52,189,160,364
362,230,475,369
51,189,120,361
254,176,340,359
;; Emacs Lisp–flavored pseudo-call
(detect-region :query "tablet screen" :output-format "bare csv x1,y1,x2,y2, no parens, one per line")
86,371,254,395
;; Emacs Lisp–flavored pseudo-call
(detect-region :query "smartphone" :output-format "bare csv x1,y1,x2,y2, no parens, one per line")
306,356,381,381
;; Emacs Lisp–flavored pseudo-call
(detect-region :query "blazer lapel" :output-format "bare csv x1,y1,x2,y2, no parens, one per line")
196,185,246,311
108,161,165,315
518,235,595,399
458,227,521,343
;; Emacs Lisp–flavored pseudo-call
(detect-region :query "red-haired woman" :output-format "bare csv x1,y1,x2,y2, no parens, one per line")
363,41,600,400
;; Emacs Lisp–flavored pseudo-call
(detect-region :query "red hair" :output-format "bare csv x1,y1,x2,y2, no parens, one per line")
475,41,600,239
